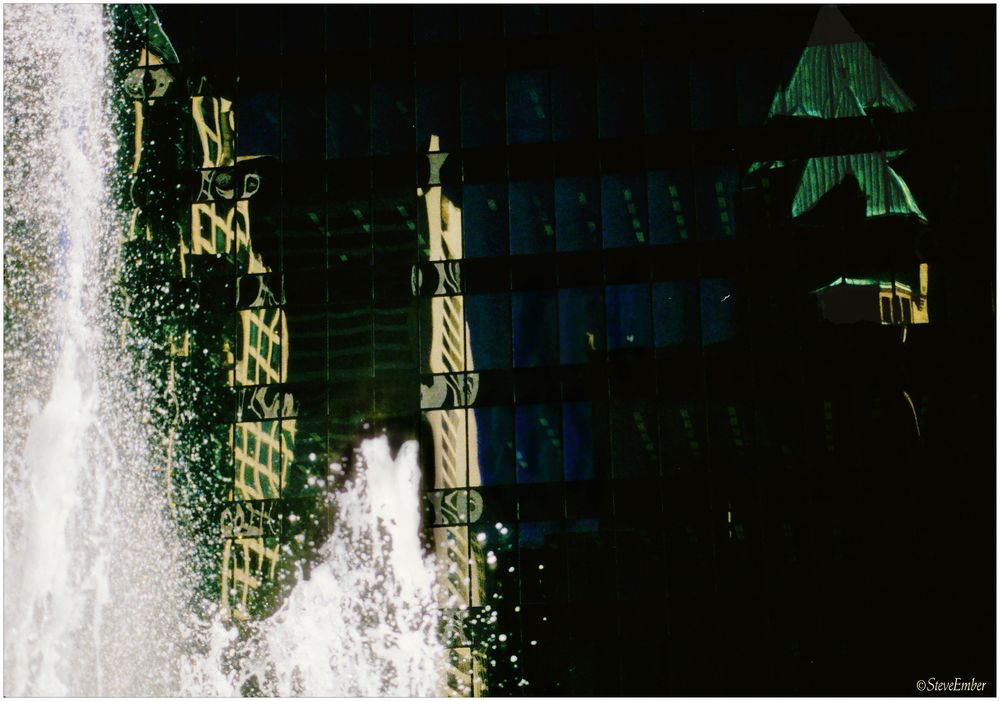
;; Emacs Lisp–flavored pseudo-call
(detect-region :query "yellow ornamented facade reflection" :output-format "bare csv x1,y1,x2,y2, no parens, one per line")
128,44,294,622
419,135,488,697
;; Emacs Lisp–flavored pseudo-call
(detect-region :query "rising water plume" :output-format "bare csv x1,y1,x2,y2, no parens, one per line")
4,5,443,696
4,4,189,695
184,439,445,697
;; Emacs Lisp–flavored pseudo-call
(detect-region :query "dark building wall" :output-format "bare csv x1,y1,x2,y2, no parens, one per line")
150,5,995,695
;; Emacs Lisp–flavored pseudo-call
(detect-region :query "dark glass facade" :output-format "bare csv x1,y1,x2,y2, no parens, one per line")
142,4,995,696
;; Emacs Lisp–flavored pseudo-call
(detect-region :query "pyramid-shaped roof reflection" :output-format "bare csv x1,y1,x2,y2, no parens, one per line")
753,6,926,221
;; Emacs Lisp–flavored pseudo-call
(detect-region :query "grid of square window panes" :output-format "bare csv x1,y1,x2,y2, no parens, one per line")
152,4,996,695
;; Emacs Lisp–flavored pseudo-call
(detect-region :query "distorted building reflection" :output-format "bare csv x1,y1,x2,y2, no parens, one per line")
750,6,925,221
813,264,930,326
750,6,932,327
114,5,992,696
417,135,489,697
123,6,295,621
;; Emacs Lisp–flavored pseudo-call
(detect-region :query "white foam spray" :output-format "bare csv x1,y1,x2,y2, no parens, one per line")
4,4,189,696
4,7,445,696
183,438,445,697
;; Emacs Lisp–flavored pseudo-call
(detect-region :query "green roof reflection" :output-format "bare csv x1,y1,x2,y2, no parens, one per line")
752,7,926,221
812,276,914,294
130,4,179,64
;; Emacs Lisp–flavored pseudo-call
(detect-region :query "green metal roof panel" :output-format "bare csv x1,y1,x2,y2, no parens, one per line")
812,276,914,294
770,40,915,120
752,7,925,222
794,153,926,220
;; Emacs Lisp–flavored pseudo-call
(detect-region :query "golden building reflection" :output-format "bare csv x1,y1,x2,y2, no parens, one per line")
419,135,488,697
127,42,295,621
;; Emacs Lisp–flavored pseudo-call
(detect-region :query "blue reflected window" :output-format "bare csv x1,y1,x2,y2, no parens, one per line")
509,180,555,255
559,287,604,364
555,177,600,252
606,284,652,351
518,520,561,549
601,173,649,248
325,84,369,158
516,404,562,484
465,293,511,370
648,170,696,244
701,278,737,346
371,82,413,156
238,91,280,156
461,74,505,148
551,68,597,141
513,290,558,367
696,166,738,240
462,183,508,258
562,402,595,481
653,281,699,347
507,71,550,144
598,64,642,138
475,405,514,485
282,90,324,162
611,402,659,479
416,79,460,152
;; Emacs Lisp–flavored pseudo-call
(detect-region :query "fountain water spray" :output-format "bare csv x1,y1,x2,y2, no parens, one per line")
4,4,190,696
184,438,445,696
4,5,445,696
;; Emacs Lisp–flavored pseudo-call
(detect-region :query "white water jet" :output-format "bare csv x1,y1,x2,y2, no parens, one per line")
183,437,445,697
4,4,190,696
4,6,445,696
